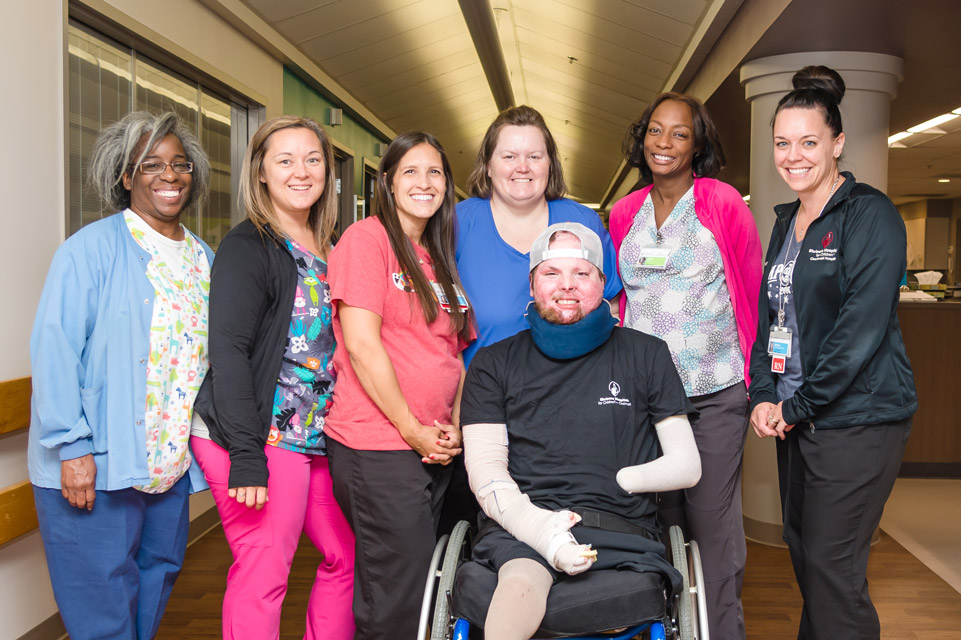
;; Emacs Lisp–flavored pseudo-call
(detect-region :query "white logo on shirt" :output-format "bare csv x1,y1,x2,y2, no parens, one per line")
392,271,414,292
599,381,631,407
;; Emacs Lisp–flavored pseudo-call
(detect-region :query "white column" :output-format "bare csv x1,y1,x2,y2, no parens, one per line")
738,52,904,545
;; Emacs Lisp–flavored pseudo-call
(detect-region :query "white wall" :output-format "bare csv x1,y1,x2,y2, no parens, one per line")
0,1,67,637
0,1,282,637
99,0,284,118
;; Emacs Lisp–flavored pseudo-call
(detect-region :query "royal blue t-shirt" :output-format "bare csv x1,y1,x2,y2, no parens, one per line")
456,197,623,366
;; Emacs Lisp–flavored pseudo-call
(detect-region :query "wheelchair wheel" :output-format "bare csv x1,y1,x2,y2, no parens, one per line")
418,532,451,639
430,520,471,639
669,526,695,640
687,539,709,640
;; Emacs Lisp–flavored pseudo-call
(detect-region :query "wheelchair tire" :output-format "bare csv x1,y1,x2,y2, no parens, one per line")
669,526,695,640
431,520,471,639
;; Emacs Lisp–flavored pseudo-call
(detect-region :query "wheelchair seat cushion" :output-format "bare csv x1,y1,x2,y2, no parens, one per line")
451,560,668,638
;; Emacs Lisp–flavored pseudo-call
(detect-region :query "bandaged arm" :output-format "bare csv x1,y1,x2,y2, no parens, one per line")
615,414,701,493
463,423,594,574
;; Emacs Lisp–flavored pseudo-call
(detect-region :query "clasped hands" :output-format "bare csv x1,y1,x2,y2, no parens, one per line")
401,419,462,465
750,400,795,440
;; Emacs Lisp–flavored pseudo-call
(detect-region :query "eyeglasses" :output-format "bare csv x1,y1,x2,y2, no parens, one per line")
138,161,194,175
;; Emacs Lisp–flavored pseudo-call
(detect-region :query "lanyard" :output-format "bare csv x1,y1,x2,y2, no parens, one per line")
776,174,840,329
777,216,802,329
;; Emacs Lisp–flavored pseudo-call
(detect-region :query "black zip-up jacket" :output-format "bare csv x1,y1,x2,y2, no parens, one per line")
194,219,299,487
748,172,917,429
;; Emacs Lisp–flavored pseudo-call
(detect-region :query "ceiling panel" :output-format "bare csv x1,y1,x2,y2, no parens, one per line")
240,0,722,200
515,30,666,92
247,0,341,23
510,4,681,66
319,14,468,75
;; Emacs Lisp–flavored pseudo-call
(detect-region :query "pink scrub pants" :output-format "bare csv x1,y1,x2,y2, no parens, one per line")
191,436,355,640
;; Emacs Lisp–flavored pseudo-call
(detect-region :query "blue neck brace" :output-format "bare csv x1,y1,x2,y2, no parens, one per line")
526,302,617,360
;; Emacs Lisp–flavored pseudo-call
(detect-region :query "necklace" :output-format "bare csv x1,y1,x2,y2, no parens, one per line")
796,173,840,239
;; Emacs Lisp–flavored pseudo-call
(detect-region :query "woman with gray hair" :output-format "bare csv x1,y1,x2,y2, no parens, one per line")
27,111,213,640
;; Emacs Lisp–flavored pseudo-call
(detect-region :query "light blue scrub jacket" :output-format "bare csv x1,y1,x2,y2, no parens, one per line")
27,212,213,492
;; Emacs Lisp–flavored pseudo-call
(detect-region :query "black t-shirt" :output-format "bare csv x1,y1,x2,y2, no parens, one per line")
461,326,696,528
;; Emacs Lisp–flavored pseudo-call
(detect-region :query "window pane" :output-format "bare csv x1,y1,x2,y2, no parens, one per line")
68,25,132,232
67,23,251,246
134,58,199,132
200,92,234,248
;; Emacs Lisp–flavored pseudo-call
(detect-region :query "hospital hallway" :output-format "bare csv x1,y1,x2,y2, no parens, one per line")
156,479,961,640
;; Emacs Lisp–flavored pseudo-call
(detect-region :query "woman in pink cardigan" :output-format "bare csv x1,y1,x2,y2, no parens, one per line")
609,92,761,640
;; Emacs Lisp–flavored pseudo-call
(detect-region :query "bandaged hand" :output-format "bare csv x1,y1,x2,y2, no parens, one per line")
464,423,598,575
541,510,596,575
551,512,597,575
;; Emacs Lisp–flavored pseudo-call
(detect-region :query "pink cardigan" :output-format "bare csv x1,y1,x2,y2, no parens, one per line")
609,178,762,386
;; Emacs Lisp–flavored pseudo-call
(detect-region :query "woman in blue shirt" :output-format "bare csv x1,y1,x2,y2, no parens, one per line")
28,111,212,640
449,106,622,534
457,106,622,367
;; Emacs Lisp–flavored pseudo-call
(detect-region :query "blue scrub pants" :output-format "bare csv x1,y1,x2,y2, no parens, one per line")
34,474,190,640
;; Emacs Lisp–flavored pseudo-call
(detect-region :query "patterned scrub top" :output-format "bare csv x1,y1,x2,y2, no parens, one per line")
266,239,335,455
618,187,743,397
124,209,210,493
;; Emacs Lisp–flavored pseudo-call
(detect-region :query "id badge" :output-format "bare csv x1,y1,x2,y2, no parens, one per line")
636,247,670,270
431,282,469,313
767,327,792,358
771,355,786,373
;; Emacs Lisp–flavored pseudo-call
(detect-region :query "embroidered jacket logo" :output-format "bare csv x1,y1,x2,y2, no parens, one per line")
599,380,631,406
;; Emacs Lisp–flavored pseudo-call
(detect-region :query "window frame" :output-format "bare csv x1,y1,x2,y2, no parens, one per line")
66,5,264,244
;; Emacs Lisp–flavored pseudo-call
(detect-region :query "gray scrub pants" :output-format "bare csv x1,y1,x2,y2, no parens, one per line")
658,381,749,640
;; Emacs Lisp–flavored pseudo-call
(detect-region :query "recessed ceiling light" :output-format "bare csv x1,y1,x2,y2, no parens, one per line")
938,178,951,183
907,113,958,133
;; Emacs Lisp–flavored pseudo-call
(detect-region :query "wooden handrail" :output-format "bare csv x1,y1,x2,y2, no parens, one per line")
1,377,35,545
0,480,38,546
0,377,31,435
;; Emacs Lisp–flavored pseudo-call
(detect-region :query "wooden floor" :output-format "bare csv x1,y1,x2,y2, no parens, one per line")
156,526,961,639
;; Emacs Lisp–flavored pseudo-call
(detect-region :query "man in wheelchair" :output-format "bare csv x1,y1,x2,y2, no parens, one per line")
458,223,702,639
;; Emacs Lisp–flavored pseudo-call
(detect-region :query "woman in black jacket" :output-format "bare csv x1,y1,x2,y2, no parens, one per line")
191,116,354,639
748,65,917,640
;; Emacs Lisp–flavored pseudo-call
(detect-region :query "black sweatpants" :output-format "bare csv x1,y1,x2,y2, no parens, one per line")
776,418,911,640
327,438,451,640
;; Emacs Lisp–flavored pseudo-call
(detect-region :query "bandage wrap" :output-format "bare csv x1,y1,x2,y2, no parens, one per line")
615,414,701,493
463,423,593,574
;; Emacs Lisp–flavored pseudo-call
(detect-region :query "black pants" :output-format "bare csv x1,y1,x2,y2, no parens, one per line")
776,418,911,640
327,438,451,640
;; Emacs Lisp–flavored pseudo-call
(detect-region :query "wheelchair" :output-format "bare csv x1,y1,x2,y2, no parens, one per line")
418,520,709,640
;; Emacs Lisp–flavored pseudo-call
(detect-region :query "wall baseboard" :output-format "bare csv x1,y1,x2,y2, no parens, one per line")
899,462,961,478
743,515,788,548
187,503,222,544
16,612,65,640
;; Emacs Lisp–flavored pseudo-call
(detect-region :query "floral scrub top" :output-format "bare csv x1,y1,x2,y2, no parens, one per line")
266,239,335,455
124,209,210,493
619,187,743,397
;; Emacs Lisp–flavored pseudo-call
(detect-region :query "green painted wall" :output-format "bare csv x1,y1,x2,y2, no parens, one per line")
283,67,387,196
